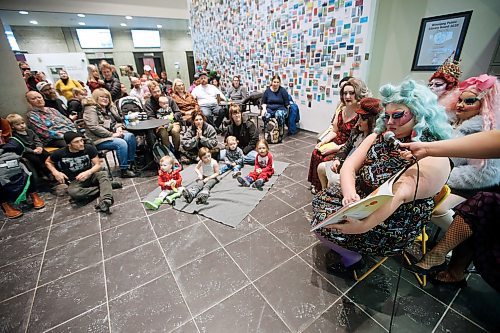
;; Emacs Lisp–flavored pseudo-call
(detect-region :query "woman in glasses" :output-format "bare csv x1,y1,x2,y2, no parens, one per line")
316,97,383,190
310,80,453,274
428,54,462,121
431,74,500,230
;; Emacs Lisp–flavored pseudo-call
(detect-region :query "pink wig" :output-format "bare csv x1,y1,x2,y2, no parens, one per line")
459,74,499,131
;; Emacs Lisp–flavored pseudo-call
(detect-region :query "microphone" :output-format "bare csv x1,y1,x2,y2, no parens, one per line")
383,131,403,150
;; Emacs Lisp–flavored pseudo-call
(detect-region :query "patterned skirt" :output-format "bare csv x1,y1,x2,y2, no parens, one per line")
307,149,336,190
311,185,435,256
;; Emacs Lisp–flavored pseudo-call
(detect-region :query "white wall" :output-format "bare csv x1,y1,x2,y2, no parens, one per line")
368,0,500,92
12,26,193,83
24,53,89,87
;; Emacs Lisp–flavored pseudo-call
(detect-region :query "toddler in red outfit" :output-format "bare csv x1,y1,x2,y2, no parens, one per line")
144,155,184,210
237,139,274,189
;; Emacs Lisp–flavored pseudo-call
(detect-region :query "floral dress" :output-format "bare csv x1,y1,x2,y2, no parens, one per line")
310,134,435,256
307,110,358,190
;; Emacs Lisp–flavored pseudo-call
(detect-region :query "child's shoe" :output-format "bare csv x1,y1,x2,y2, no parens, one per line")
196,191,209,204
237,176,250,187
251,179,265,189
182,188,194,203
144,198,163,210
232,170,241,178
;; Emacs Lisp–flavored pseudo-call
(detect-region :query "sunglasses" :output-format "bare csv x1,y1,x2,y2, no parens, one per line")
383,110,407,122
459,97,480,105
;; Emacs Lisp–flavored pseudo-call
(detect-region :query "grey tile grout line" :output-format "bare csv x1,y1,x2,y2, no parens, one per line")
41,301,108,333
23,195,58,333
431,274,488,333
97,209,112,333
131,182,202,333
270,192,299,210
200,221,294,333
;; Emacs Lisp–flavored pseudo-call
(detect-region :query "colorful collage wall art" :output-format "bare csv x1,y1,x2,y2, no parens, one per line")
190,0,375,129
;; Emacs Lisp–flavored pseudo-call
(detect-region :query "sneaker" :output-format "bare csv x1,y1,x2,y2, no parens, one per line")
120,169,137,178
182,188,194,203
111,181,123,189
232,170,241,178
196,192,209,204
237,176,250,187
95,199,112,214
252,179,265,189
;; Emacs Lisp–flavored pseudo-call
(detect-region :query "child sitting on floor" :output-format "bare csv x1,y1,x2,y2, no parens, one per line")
219,135,244,178
143,155,183,210
183,147,219,204
237,139,274,189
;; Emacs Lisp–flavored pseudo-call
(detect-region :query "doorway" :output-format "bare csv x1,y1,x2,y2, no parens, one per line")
133,52,165,76
186,51,196,84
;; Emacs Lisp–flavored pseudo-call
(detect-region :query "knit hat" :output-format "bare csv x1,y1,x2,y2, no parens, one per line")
63,131,84,144
356,97,383,116
36,81,51,92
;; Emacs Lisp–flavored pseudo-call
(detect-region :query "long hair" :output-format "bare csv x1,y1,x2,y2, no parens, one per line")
172,78,185,94
459,75,499,131
375,80,452,141
87,64,99,82
340,78,371,104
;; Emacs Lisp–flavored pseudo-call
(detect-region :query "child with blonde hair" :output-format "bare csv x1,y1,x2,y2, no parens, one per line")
219,135,244,177
143,155,183,210
183,147,219,204
237,139,274,189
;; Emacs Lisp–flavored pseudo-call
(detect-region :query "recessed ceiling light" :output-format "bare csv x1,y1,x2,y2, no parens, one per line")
125,16,133,20
19,11,29,15
120,23,127,27
77,14,86,18
78,22,86,26
157,25,162,28
29,20,38,25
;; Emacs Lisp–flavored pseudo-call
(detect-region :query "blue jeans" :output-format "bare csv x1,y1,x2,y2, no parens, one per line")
96,132,137,170
263,108,287,126
220,149,257,165
200,103,225,128
219,163,242,174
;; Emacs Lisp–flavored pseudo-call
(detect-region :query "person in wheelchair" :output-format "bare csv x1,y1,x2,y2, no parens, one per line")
261,75,289,143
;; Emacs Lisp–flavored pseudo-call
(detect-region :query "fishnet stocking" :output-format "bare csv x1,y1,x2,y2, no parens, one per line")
416,214,473,269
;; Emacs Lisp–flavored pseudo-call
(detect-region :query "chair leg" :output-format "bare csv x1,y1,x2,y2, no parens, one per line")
389,265,403,333
102,153,113,180
112,150,118,166
353,257,388,282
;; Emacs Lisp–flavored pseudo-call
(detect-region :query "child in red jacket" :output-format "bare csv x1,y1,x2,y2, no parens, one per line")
237,139,274,189
144,155,184,210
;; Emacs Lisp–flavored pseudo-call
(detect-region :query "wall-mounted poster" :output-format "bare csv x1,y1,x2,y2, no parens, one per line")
411,11,472,71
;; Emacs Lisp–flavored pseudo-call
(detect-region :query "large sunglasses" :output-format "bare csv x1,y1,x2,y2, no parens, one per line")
383,110,407,122
459,97,480,105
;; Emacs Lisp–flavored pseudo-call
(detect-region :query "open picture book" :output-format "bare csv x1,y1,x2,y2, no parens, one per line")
310,167,407,232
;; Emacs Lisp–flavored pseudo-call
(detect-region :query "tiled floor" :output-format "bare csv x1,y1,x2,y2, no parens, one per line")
1,130,498,333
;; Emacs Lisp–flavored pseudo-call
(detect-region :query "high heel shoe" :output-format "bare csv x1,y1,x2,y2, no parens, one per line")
406,261,448,275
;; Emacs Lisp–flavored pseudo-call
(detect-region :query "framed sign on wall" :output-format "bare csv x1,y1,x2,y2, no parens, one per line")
411,11,472,71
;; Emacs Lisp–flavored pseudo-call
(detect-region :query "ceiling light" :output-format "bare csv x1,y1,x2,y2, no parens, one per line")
77,14,86,18
5,31,13,35
19,11,29,15
120,23,127,27
29,20,38,25
78,22,86,26
125,16,133,20
157,25,162,28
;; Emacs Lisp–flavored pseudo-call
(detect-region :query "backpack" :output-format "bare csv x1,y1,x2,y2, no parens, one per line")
265,118,280,144
0,147,31,204
287,94,300,135
151,143,182,171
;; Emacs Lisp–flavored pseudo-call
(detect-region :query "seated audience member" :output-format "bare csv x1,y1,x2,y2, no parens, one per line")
159,71,173,95
182,147,220,204
219,135,244,177
209,76,225,95
19,61,39,91
126,65,140,81
428,54,462,121
83,88,137,178
310,80,452,273
36,81,69,118
129,77,147,104
171,78,201,125
432,74,500,229
191,71,227,130
26,91,77,148
55,70,84,101
143,65,159,81
119,83,129,99
181,110,219,163
189,74,201,93
67,88,87,120
6,113,51,181
1,138,45,219
35,71,49,83
317,97,383,189
46,131,116,213
1,116,12,144
226,76,248,103
87,64,105,92
223,103,258,164
308,78,370,193
261,75,289,143
100,63,121,101
237,139,274,189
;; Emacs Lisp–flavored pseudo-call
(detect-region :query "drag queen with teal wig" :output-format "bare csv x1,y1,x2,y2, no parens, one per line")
310,79,453,273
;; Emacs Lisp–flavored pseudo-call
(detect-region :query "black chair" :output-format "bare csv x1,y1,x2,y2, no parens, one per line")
98,149,118,180
241,91,264,130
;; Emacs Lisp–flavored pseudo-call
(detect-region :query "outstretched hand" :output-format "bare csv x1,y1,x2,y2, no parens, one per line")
399,142,429,161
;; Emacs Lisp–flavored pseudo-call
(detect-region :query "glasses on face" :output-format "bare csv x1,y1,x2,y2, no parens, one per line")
21,67,31,71
383,110,408,122
459,97,480,105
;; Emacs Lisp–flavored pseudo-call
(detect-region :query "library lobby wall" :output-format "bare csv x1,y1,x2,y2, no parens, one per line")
190,0,377,133
11,25,193,83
